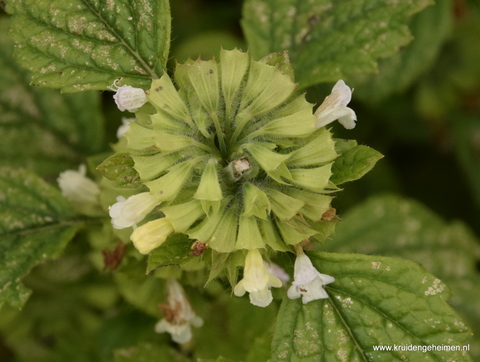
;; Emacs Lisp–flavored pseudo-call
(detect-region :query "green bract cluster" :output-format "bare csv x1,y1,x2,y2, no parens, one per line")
123,49,339,255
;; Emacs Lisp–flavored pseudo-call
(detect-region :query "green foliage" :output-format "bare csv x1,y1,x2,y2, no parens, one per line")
272,251,472,361
6,0,171,92
97,153,142,188
114,343,190,362
325,194,480,359
331,145,383,185
242,0,433,89
353,0,452,102
0,18,105,177
0,167,83,309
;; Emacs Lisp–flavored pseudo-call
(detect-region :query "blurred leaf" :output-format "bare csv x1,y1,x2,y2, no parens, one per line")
0,17,104,177
114,342,190,362
272,252,473,361
452,115,480,207
331,145,383,185
96,153,141,188
0,168,83,309
353,0,452,102
172,31,244,64
242,0,433,89
6,0,171,92
325,194,480,359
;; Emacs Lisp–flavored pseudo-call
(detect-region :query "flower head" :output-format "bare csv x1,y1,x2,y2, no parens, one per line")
112,84,148,112
109,192,161,229
287,245,335,304
155,278,203,344
234,249,283,307
131,218,174,254
57,164,100,204
314,80,357,129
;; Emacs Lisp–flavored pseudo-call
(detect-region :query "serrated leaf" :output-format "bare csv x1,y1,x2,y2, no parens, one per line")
6,0,171,92
325,194,480,359
354,0,452,102
0,17,105,177
272,252,472,361
331,145,383,185
242,0,433,89
97,153,141,188
0,168,83,309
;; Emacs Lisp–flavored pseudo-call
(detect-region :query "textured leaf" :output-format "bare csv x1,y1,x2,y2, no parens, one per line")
0,17,104,177
325,194,480,359
272,252,472,361
354,0,452,102
0,168,83,309
242,0,433,89
6,0,171,92
147,234,198,274
331,145,383,185
97,153,141,188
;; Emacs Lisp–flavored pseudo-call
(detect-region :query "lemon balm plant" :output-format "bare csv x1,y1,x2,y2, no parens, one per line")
0,0,476,361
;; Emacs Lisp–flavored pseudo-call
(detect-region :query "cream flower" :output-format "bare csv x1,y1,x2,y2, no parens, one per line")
131,218,174,254
57,164,100,204
287,245,335,304
234,249,283,307
314,80,357,129
116,117,135,138
155,279,203,344
109,192,161,229
112,84,148,112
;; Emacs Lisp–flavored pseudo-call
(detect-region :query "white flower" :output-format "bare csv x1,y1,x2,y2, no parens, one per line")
130,218,174,254
117,117,135,138
264,261,290,286
155,279,203,344
234,249,283,307
111,84,148,112
57,164,100,204
287,245,335,304
108,192,161,229
314,79,357,129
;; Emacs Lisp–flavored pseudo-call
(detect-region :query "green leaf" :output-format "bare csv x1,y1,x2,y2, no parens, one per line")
272,252,473,361
0,168,83,309
330,145,383,185
96,153,141,188
242,0,433,89
325,194,480,359
114,342,191,362
353,0,453,102
0,17,104,177
146,234,197,274
6,0,171,92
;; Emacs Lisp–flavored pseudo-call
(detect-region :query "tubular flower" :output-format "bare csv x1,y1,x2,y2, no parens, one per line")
155,279,203,344
131,218,174,254
109,192,161,229
234,249,282,307
287,245,335,304
314,80,357,129
57,164,100,204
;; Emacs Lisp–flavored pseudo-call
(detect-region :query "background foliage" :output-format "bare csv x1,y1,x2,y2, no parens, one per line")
1,0,480,360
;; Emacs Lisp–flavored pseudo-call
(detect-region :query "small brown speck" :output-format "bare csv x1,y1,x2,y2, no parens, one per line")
209,69,213,74
155,86,163,92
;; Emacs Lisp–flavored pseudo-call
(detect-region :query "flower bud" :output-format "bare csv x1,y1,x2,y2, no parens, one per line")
131,218,174,254
112,85,148,112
